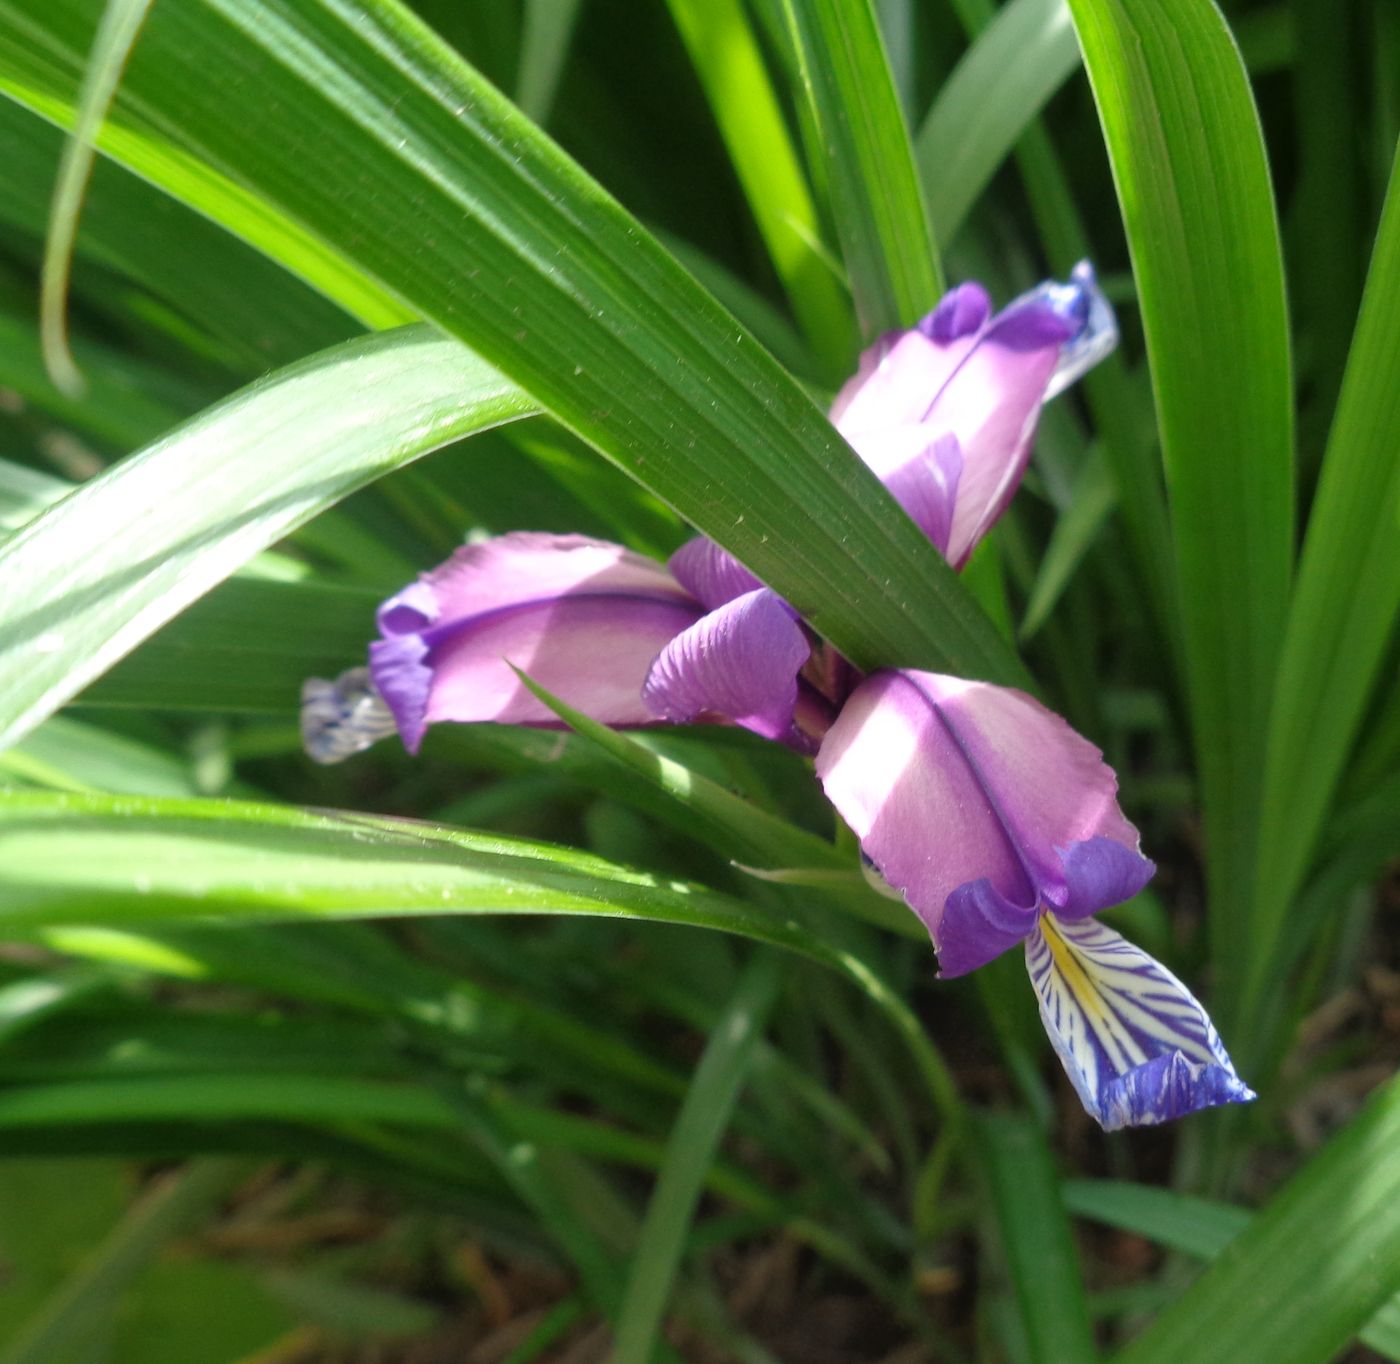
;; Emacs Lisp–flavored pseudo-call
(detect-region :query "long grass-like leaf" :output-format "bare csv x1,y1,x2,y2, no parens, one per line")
0,325,536,750
664,0,855,373
916,0,1079,245
1111,1074,1400,1364
1245,143,1400,1036
1065,0,1294,1007
39,0,154,393
979,1113,1095,1364
610,953,781,1364
1066,1179,1400,1361
780,0,942,332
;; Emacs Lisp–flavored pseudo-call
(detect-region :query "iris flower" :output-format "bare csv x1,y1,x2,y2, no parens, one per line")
817,671,1253,1129
301,264,1253,1128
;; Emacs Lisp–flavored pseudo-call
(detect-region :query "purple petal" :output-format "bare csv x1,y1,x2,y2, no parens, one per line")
1012,261,1119,402
815,670,1151,965
372,593,702,753
368,533,702,753
642,588,813,748
920,282,992,343
920,329,1061,567
936,877,1042,977
830,266,1118,570
1026,915,1255,1130
668,536,765,610
829,328,981,436
878,432,962,557
376,532,694,637
1058,836,1157,919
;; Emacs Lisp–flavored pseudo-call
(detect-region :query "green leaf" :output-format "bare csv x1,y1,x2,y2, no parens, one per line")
1246,143,1400,1031
514,0,581,126
1065,1179,1400,1361
664,0,856,373
611,953,781,1363
1065,0,1295,1001
916,0,1081,245
779,0,942,333
0,789,859,961
978,1113,1095,1364
0,324,536,750
1109,1074,1400,1364
38,0,155,393
1019,444,1116,641
0,0,1022,691
0,96,357,374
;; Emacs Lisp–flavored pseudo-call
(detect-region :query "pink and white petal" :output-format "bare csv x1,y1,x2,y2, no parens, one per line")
377,532,693,636
874,432,962,557
371,593,701,752
831,329,981,438
815,671,1037,944
927,338,1060,568
1026,915,1254,1131
908,673,1150,910
642,588,812,746
668,536,765,610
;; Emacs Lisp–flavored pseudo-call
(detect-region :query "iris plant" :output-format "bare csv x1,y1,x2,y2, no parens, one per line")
303,265,1253,1131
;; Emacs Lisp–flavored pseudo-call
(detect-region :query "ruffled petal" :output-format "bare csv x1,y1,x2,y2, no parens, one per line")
367,532,703,752
815,670,1153,962
668,536,765,610
1025,915,1255,1130
642,588,812,748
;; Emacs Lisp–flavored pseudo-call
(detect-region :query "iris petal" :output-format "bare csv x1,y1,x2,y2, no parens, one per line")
642,588,813,749
1025,914,1254,1130
300,667,398,764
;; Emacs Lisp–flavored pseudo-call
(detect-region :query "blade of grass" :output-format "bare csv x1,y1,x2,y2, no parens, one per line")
1244,143,1400,1043
0,324,536,750
510,668,920,938
916,0,1079,245
1065,0,1295,1016
1065,1179,1400,1361
779,0,942,333
0,789,963,1136
609,952,781,1364
663,0,856,375
1110,1073,1400,1364
1019,444,1115,641
0,789,891,970
39,0,154,393
978,1112,1096,1364
515,0,581,126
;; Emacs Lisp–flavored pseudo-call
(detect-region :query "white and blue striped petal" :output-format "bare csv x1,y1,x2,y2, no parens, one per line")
1025,914,1254,1131
301,667,399,765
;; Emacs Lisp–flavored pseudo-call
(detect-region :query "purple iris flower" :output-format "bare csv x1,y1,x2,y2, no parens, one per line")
299,263,1253,1128
815,671,1254,1129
